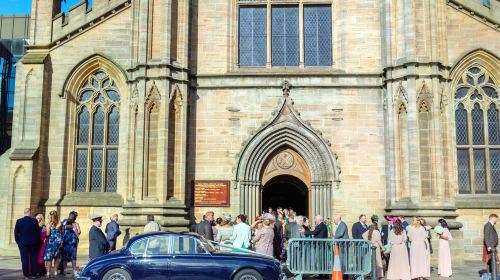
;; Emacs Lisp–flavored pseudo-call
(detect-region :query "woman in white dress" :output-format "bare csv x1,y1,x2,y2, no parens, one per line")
437,218,453,277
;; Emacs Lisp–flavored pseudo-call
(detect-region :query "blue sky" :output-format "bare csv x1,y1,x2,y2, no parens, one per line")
0,0,87,15
0,0,32,15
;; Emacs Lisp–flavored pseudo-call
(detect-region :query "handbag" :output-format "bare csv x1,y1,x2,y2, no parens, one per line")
384,244,391,254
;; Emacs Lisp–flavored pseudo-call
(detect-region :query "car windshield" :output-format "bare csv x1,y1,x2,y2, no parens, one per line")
198,236,216,253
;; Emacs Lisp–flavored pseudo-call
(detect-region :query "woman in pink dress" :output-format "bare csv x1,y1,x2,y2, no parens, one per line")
35,214,47,276
362,222,384,278
408,218,431,280
251,213,275,256
437,218,453,277
386,220,411,280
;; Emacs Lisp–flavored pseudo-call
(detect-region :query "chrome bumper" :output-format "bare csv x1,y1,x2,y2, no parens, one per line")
73,270,90,280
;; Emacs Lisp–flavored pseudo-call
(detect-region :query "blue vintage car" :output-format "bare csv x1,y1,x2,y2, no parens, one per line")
74,232,286,280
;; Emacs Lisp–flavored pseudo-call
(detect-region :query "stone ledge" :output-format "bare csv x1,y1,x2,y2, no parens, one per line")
54,192,124,207
456,195,500,209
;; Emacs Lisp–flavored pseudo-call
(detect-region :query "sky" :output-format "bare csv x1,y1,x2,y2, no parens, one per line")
0,0,32,15
0,0,87,15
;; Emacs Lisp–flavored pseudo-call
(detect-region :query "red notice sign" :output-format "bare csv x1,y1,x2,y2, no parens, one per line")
192,180,230,207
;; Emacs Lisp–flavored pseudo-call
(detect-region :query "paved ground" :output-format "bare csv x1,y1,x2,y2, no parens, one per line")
0,256,488,279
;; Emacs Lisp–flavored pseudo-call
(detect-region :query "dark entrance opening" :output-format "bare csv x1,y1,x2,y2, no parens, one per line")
262,175,308,217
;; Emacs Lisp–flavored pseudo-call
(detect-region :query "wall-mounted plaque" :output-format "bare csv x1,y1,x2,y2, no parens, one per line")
192,180,230,207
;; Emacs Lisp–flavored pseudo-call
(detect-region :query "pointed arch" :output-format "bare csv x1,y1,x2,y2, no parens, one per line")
61,54,128,99
450,49,500,91
235,90,339,219
451,49,500,195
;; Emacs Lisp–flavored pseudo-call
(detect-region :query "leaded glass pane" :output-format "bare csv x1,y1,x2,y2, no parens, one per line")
304,5,332,66
92,78,99,89
239,6,267,67
79,90,93,102
473,149,486,193
468,67,481,74
106,89,120,102
471,89,482,100
490,149,500,194
457,149,471,194
77,107,90,145
92,107,105,145
75,149,88,192
94,71,106,79
472,103,484,145
488,104,500,145
455,87,468,99
107,106,120,145
106,149,118,192
102,78,110,88
94,92,105,104
90,149,103,192
455,103,468,145
272,6,299,66
466,75,474,86
482,86,498,99
478,74,485,85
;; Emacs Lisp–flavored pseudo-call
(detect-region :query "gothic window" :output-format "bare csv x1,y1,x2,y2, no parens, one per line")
239,6,267,67
271,6,299,66
304,5,332,66
75,70,120,192
455,66,499,194
238,1,332,68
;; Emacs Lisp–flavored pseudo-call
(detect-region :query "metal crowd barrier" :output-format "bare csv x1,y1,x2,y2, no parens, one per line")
287,238,372,280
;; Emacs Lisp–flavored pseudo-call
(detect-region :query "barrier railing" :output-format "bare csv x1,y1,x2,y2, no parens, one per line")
287,238,373,280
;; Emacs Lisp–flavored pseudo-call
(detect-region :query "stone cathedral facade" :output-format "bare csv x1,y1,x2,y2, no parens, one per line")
0,0,499,263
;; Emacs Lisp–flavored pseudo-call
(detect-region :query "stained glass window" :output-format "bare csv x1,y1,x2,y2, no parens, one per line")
239,6,267,67
304,5,332,66
74,69,120,192
455,65,499,194
271,6,299,66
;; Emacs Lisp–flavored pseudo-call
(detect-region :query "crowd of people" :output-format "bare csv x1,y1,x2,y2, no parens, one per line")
190,208,498,280
14,208,121,278
13,206,498,280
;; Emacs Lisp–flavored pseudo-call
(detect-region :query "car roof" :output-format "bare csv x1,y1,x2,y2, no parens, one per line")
126,231,202,246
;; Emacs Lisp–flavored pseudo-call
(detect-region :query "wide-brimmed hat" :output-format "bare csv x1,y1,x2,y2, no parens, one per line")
222,213,232,222
385,215,397,223
261,213,276,222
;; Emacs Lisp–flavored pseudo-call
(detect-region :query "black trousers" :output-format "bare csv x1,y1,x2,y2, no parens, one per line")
19,244,38,277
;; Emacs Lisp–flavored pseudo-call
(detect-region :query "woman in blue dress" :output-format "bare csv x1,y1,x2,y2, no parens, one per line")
43,210,63,278
62,211,81,275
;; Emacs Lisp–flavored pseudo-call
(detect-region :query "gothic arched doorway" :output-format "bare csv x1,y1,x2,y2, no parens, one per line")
262,175,309,217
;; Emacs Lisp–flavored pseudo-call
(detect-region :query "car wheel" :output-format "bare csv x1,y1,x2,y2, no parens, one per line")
102,268,132,280
233,269,263,280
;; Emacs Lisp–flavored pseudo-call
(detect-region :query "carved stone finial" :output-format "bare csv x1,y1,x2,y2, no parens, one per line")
282,80,291,97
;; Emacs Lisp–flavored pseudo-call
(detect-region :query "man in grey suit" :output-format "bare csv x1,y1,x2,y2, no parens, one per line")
334,215,349,239
197,211,214,241
484,213,498,273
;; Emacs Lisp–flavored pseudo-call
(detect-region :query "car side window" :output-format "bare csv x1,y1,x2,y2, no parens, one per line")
130,238,147,255
146,236,171,255
172,236,207,255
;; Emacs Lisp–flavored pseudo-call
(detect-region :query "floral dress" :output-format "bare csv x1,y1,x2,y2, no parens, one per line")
43,225,63,261
62,222,79,261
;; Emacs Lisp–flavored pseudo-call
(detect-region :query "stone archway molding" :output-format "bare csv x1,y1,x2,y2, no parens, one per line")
234,81,341,219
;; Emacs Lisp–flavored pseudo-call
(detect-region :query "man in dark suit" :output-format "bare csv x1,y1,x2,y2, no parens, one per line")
333,215,349,239
381,216,395,246
301,215,329,238
197,211,214,241
352,214,369,239
14,208,40,278
483,213,498,273
284,216,297,240
89,216,110,261
105,214,121,251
